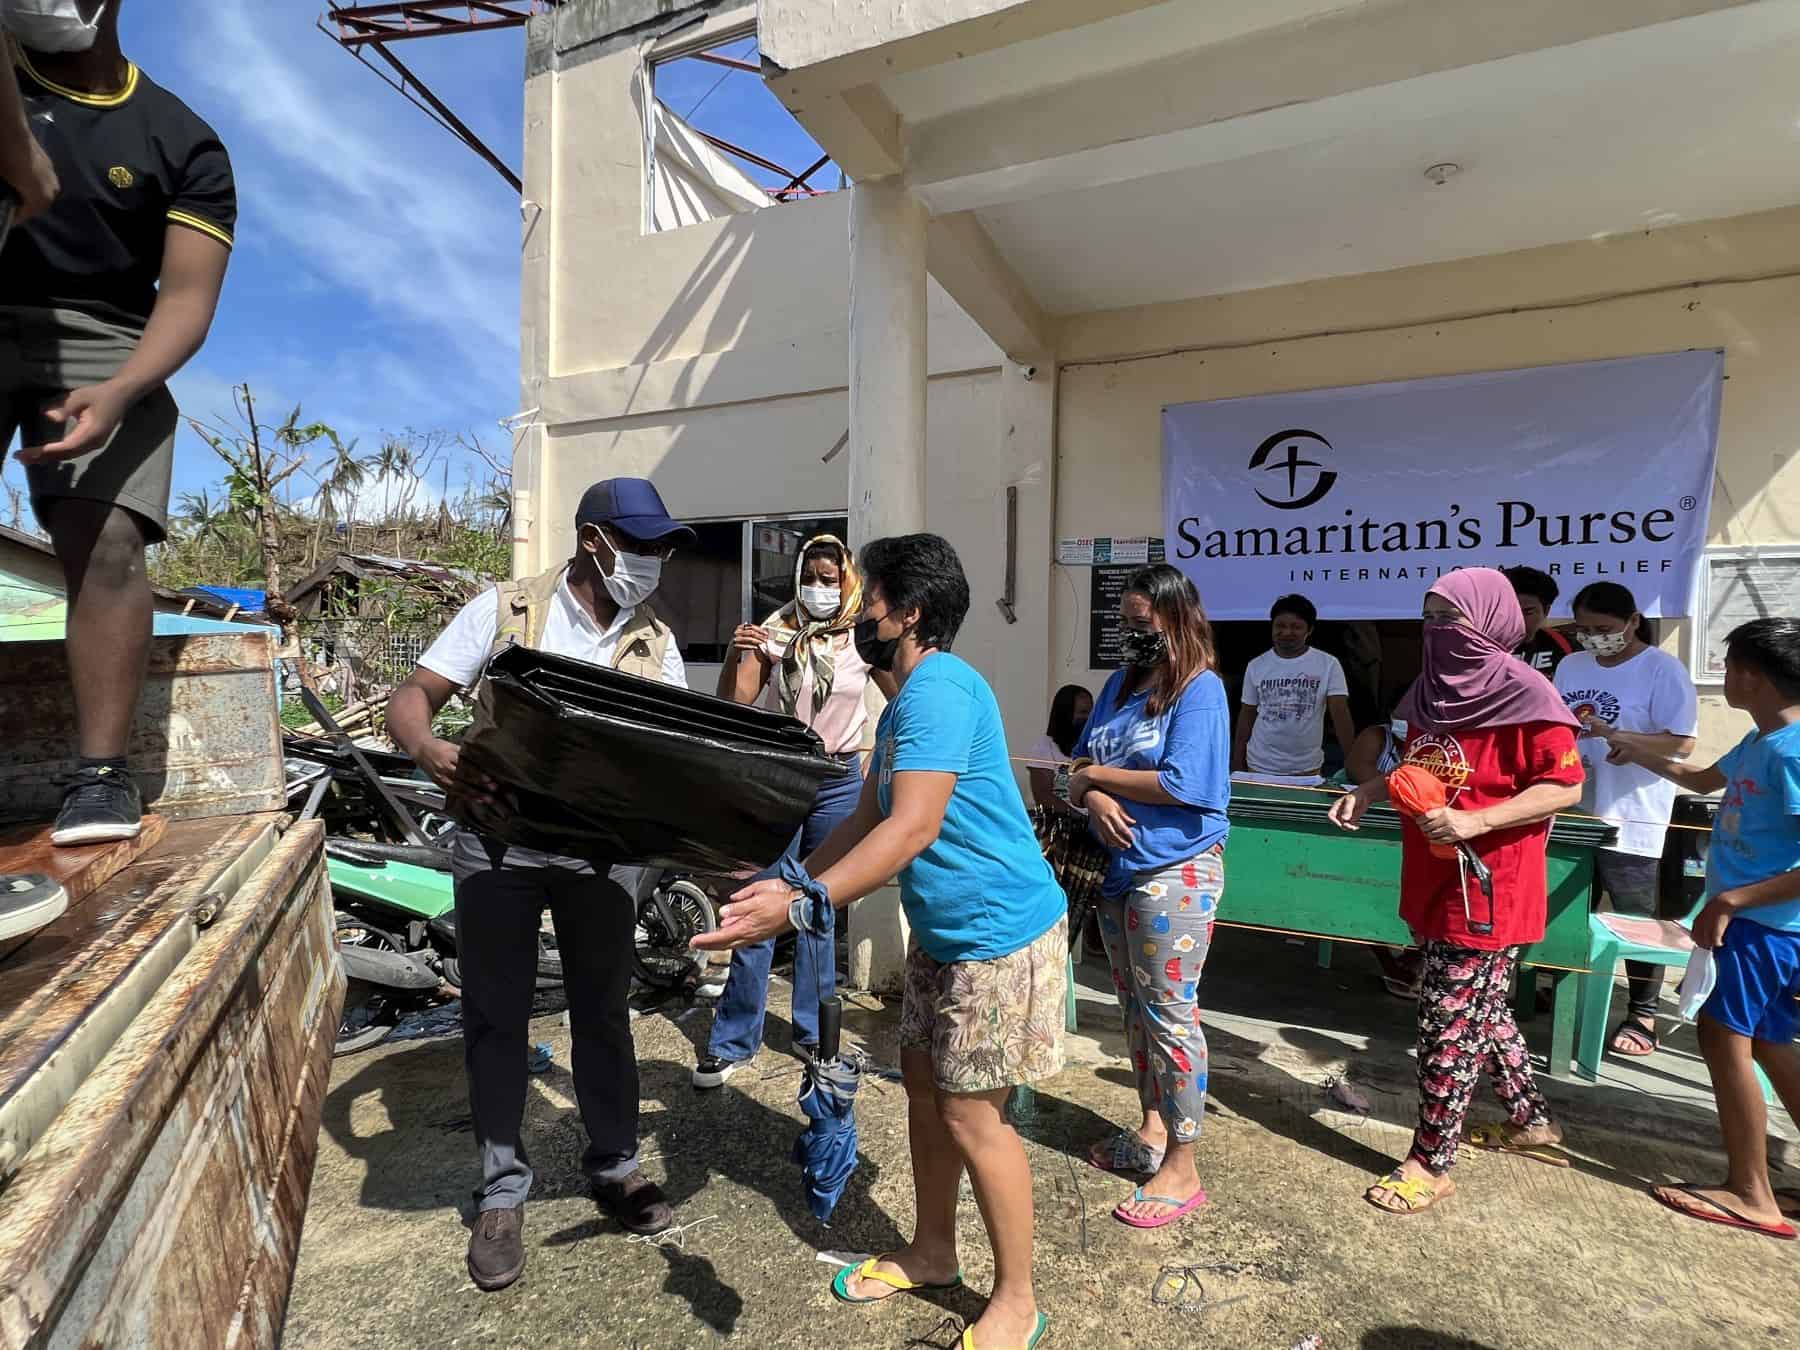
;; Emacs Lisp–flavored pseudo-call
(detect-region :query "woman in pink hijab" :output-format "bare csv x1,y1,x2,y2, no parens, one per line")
1330,568,1585,1214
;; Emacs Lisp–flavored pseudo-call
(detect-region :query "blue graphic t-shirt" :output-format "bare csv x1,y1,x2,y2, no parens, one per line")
1074,668,1231,897
1706,721,1800,934
873,652,1065,962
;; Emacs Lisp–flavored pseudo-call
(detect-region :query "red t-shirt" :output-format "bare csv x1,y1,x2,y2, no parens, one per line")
1396,720,1584,950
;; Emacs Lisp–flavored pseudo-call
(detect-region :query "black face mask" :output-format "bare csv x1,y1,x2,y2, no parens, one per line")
854,614,901,672
1120,629,1168,668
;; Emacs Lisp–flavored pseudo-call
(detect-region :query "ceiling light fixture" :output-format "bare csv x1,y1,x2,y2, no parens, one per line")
1424,162,1461,186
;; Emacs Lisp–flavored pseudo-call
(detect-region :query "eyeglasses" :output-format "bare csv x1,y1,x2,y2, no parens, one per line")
603,526,678,562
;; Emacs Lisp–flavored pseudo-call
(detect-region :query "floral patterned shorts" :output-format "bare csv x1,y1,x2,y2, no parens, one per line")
898,917,1068,1094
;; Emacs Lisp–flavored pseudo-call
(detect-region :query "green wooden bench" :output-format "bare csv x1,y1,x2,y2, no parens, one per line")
1218,784,1614,1078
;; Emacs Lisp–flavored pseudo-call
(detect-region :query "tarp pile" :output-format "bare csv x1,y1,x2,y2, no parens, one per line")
455,645,847,874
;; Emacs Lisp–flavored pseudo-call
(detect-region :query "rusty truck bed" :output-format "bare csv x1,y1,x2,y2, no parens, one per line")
0,814,342,1349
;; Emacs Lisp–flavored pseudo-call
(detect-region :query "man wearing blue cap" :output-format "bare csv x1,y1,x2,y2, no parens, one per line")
388,477,696,1291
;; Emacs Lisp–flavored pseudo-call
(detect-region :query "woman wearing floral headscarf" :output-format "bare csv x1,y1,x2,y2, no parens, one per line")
1330,568,1585,1214
694,535,892,1088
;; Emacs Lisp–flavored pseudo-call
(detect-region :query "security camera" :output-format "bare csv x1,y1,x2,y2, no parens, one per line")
1021,364,1038,381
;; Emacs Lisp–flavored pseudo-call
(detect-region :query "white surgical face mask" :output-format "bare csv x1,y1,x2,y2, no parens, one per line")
799,585,840,620
2,0,108,53
1578,630,1631,658
591,531,661,609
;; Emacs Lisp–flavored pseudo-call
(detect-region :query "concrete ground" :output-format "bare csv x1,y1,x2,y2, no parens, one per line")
287,933,1800,1350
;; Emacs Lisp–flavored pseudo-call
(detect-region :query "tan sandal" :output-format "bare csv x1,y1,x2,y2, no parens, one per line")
1364,1169,1455,1215
1467,1123,1571,1169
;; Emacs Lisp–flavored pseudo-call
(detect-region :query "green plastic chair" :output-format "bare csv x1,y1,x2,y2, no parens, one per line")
1576,912,1775,1103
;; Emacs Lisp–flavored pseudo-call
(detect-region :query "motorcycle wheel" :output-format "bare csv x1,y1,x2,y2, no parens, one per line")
334,911,407,1056
633,879,717,989
335,995,399,1056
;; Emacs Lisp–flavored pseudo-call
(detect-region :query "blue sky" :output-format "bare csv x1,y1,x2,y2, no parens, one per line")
2,2,531,519
1,4,834,524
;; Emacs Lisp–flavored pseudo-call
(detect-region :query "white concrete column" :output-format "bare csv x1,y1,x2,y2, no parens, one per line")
845,176,927,994
847,176,928,548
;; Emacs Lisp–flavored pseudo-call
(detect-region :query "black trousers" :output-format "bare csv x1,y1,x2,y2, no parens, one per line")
452,836,637,1211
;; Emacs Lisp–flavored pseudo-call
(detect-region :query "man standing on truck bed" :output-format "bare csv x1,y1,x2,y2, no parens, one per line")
2,0,234,845
387,477,694,1292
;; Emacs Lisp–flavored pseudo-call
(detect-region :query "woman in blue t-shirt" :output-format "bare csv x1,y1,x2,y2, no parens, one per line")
1070,564,1230,1229
694,533,1064,1350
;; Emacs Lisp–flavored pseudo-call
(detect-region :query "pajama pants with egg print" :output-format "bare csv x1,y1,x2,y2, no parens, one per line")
1096,848,1221,1144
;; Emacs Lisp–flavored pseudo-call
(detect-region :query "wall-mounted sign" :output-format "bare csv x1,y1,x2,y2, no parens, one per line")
1089,565,1137,669
1693,549,1800,683
1163,352,1722,619
1058,536,1165,567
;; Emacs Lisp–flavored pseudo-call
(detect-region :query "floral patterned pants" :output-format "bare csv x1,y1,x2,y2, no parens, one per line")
1413,941,1554,1175
1096,849,1221,1145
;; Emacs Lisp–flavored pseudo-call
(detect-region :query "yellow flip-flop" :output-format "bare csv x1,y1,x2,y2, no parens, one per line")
830,1256,962,1305
1364,1169,1455,1215
1467,1123,1571,1169
962,1312,1050,1349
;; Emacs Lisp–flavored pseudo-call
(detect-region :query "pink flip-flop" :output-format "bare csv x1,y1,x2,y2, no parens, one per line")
1112,1185,1209,1229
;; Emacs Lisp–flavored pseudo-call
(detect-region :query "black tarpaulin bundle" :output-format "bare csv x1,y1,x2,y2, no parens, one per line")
454,645,849,874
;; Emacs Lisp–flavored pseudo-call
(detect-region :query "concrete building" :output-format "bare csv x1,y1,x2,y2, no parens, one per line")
517,0,1800,984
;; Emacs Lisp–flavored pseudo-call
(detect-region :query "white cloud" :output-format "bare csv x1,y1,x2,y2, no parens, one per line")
189,8,520,376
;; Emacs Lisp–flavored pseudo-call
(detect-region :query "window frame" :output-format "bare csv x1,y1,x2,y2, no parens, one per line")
665,509,850,664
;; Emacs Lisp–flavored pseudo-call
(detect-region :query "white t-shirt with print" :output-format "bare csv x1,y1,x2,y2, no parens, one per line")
1242,647,1349,777
1555,647,1697,857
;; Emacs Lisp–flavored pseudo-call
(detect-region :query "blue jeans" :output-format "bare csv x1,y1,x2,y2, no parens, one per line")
706,766,863,1061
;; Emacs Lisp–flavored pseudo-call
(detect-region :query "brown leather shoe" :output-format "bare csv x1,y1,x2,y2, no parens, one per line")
467,1205,525,1291
593,1168,674,1235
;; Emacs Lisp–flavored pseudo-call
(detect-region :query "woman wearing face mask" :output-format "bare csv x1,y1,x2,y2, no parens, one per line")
695,533,1066,1350
1026,683,1094,809
694,536,893,1088
1330,569,1585,1215
1066,564,1230,1229
1554,582,1698,1059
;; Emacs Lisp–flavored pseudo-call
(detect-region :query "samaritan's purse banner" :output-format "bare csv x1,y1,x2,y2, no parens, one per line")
1162,352,1722,620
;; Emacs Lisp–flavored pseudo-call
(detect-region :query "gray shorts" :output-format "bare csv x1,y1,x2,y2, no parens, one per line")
1,305,174,543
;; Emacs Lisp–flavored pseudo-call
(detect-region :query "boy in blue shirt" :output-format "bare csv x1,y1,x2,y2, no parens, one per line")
1611,618,1800,1239
695,533,1063,1350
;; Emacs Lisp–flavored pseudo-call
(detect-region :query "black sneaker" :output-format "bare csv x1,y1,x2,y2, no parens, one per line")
50,765,143,846
691,1055,743,1089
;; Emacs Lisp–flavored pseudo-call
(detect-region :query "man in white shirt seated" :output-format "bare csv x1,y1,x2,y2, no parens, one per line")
387,477,692,1292
1232,593,1355,786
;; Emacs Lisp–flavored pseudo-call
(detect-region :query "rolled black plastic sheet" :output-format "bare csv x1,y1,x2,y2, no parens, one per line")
453,645,849,874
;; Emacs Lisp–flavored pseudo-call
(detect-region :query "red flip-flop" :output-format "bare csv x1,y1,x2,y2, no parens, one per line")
1113,1185,1209,1229
1652,1184,1798,1241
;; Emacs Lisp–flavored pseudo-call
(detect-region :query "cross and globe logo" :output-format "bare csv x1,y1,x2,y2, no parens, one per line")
1248,428,1337,509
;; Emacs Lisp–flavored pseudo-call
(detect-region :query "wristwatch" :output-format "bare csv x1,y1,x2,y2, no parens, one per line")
1057,757,1094,807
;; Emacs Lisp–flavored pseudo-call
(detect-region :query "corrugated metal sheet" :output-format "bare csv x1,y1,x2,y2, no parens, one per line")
0,633,286,824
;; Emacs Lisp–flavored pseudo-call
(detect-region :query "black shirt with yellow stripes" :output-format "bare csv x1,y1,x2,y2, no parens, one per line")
0,47,235,326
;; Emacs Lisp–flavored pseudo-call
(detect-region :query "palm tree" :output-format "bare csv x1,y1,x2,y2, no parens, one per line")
319,432,367,522
176,489,232,572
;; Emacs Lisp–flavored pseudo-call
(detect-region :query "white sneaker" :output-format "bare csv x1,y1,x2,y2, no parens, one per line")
691,1056,743,1089
0,875,67,945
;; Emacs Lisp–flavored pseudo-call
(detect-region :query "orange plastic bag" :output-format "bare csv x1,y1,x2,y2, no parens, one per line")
1386,765,1456,859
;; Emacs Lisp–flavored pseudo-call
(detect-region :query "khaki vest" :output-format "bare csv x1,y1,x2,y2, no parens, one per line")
486,563,673,684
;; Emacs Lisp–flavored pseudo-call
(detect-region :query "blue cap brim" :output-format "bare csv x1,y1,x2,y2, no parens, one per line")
610,514,697,546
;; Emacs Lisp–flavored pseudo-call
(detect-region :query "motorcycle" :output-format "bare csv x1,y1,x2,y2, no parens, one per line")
290,690,718,1050
288,689,567,1055
617,864,720,991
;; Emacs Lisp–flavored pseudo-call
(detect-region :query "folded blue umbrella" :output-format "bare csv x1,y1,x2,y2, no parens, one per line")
783,857,861,1223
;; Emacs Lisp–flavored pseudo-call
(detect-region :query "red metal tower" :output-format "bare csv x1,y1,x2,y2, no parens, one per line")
319,3,561,191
